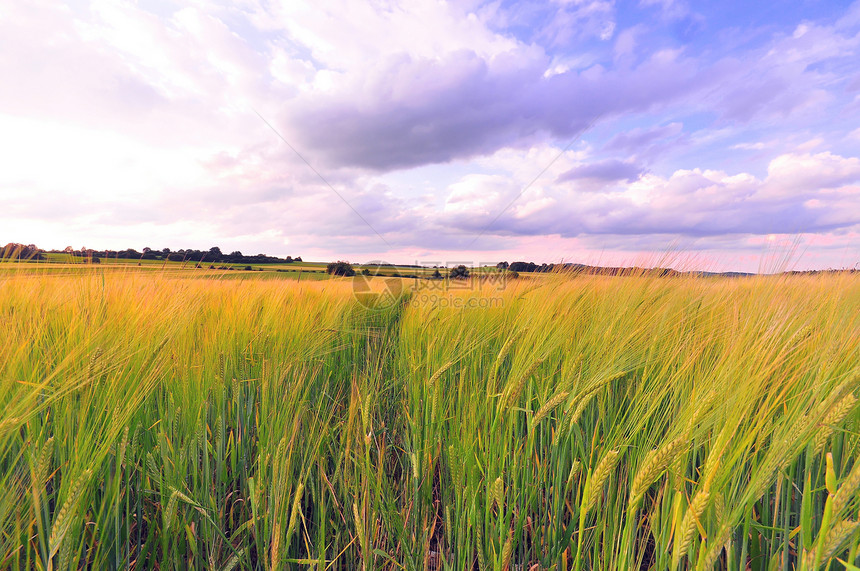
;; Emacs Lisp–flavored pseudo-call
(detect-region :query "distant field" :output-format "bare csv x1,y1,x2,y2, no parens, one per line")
6,258,507,279
0,270,858,570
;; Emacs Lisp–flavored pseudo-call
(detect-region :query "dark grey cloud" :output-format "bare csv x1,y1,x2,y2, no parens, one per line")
273,5,860,174
282,49,716,171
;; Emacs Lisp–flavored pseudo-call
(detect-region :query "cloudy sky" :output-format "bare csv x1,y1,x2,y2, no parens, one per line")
2,0,859,271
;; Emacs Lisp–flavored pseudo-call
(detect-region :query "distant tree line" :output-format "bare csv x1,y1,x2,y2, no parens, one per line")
53,245,301,265
1,243,45,260
496,260,686,276
496,261,555,273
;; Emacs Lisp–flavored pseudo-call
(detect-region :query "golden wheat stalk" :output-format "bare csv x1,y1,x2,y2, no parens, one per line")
0,416,20,438
491,476,505,509
583,450,621,513
428,360,454,386
476,521,486,571
813,393,857,455
270,522,281,570
699,523,732,571
353,502,367,555
629,437,687,510
501,531,513,570
47,469,92,562
832,459,860,516
36,437,55,487
567,459,581,488
504,358,543,407
819,520,860,563
163,490,180,533
531,391,569,429
674,490,710,568
490,329,525,386
286,483,304,541
566,390,597,432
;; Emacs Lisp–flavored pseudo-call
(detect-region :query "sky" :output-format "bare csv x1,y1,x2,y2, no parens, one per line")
1,0,859,272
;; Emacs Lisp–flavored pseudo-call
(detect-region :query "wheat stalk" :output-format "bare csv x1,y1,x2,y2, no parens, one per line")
490,329,525,386
271,522,281,570
583,450,621,513
47,469,92,564
813,393,857,455
476,521,486,571
566,390,598,432
531,391,569,428
491,476,505,509
501,531,513,570
35,437,55,486
674,490,710,568
286,483,304,541
504,358,543,407
832,459,860,516
819,520,860,563
629,437,687,511
428,360,454,386
353,502,367,555
163,490,180,533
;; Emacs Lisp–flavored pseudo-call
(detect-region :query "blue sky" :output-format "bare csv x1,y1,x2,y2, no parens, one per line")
1,0,859,271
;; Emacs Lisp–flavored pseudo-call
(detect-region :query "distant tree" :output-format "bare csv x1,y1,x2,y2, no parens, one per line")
450,265,470,280
230,251,243,258
244,265,253,271
209,246,222,258
431,269,442,279
361,268,371,276
1,243,44,260
326,261,355,277
509,261,538,273
294,256,302,262
496,261,509,270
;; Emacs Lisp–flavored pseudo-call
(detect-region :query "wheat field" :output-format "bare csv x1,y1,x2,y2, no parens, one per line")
1,269,858,570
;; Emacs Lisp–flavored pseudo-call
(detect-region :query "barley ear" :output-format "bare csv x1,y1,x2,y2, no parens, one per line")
629,437,687,511
583,450,621,514
819,520,860,563
353,502,367,555
491,476,505,509
286,483,304,544
35,437,55,486
428,360,454,386
501,531,513,570
163,490,180,533
531,391,569,429
813,393,857,456
48,469,92,562
674,490,710,568
505,358,543,407
832,459,860,516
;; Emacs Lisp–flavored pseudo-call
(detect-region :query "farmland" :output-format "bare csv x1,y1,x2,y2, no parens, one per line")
0,267,858,570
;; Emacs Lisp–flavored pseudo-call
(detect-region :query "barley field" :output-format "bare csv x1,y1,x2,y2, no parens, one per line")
1,269,858,570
